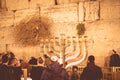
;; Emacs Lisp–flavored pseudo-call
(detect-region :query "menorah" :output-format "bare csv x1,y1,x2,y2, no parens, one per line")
39,34,88,68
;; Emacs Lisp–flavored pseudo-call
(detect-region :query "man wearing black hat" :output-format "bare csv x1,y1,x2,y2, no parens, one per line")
80,55,103,80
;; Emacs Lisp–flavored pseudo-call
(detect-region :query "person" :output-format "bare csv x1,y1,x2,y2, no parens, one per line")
41,55,69,80
80,55,103,80
44,54,51,67
0,53,2,65
6,51,15,59
0,54,11,80
29,57,45,80
70,66,79,80
109,49,120,67
38,57,43,64
28,57,38,65
20,58,30,77
8,58,23,80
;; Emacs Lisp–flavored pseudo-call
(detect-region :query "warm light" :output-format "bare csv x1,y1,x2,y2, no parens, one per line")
27,78,32,80
58,58,63,64
21,78,32,80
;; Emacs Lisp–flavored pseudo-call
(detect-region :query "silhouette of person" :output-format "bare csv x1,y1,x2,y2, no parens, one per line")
70,66,79,80
0,54,11,80
44,54,51,67
29,57,45,80
41,55,69,80
109,49,120,67
8,58,22,80
80,55,103,80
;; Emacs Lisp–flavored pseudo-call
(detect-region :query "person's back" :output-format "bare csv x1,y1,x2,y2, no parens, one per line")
81,63,102,80
70,66,79,80
13,66,23,80
0,54,11,80
30,66,45,80
0,64,11,80
41,63,68,80
48,68,64,80
80,55,103,80
110,50,120,67
41,56,68,80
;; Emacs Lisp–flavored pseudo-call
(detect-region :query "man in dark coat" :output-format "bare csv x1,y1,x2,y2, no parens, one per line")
41,55,69,80
110,49,120,67
0,54,11,80
29,57,45,80
80,55,103,80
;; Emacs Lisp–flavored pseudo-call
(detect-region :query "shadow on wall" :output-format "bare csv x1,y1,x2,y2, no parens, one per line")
14,15,53,46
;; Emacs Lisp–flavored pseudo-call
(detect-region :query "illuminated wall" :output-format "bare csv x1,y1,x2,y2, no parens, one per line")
0,0,120,67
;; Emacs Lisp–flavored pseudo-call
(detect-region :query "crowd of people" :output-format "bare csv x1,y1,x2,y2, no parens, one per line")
0,49,120,80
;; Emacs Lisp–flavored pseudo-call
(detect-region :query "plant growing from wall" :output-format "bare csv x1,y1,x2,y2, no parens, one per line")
76,23,85,36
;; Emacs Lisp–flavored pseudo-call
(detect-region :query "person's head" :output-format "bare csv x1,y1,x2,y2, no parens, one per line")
28,57,37,65
88,55,95,63
38,57,43,64
8,58,17,66
19,59,24,63
6,51,15,59
44,54,49,58
112,49,117,54
72,66,78,72
2,54,9,63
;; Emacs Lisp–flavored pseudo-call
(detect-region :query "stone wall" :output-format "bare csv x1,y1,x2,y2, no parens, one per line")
0,0,120,67
6,0,55,10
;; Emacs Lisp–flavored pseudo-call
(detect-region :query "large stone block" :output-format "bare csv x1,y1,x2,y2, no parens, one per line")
57,0,70,4
0,0,6,9
78,2,85,22
70,0,86,3
5,0,55,10
100,1,120,19
51,22,77,36
84,1,100,21
6,0,29,10
30,0,55,8
44,4,78,22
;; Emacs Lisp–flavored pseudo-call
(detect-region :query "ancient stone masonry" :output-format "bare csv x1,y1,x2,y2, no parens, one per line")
84,1,100,21
0,0,7,10
77,1,100,22
78,2,85,22
0,0,120,66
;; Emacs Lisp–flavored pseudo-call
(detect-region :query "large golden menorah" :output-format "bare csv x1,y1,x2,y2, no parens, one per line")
39,34,88,68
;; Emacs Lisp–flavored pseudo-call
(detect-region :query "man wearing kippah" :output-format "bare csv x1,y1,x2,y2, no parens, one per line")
41,54,69,80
